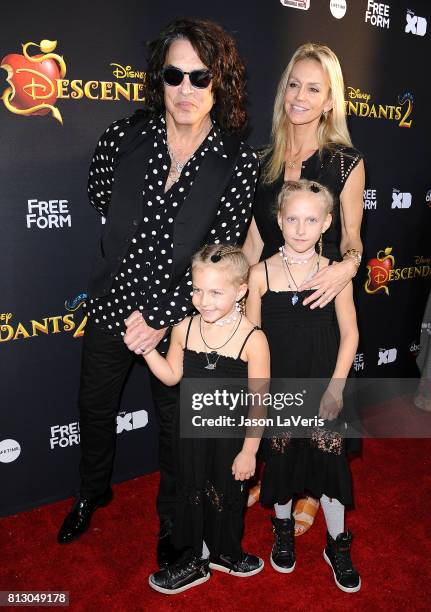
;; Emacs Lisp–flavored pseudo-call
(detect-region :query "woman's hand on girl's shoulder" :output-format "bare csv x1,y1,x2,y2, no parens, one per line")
300,258,353,309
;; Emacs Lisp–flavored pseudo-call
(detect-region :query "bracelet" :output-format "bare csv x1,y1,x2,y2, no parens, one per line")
342,248,362,269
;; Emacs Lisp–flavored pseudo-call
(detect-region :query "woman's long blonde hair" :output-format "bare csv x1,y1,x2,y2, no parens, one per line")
263,43,352,184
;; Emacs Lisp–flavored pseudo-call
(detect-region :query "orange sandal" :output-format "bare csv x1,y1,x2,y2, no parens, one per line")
247,483,261,507
293,496,320,536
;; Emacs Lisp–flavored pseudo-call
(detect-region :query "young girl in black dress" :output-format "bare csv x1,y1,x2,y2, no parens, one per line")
247,179,361,593
134,244,270,594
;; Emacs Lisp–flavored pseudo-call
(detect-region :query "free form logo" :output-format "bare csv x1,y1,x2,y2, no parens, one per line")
365,1,390,29
353,353,365,371
363,188,377,210
26,199,71,229
0,439,21,463
50,422,80,449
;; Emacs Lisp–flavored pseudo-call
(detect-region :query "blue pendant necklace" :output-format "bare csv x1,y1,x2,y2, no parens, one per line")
281,252,319,305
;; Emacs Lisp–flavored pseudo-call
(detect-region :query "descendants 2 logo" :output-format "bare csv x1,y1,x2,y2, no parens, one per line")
365,247,430,295
1,39,145,124
346,87,413,128
0,294,88,343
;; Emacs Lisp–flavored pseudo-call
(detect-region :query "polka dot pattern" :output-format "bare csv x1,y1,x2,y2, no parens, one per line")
87,115,259,337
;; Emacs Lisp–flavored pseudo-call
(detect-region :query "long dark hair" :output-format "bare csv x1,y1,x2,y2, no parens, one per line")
142,18,247,134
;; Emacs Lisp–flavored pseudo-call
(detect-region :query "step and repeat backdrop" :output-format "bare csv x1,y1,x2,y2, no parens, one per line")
1,0,430,516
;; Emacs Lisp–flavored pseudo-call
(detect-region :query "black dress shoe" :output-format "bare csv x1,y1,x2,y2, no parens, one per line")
57,488,113,544
157,518,183,568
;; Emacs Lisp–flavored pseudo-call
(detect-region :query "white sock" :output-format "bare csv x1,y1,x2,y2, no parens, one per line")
201,540,210,559
320,494,345,539
274,500,292,519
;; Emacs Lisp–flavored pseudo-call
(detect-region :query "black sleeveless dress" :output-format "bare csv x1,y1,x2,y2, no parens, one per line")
259,261,354,507
171,317,258,559
253,145,363,261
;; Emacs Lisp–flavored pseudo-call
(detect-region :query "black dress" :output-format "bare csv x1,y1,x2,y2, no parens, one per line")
253,145,363,261
259,261,354,507
171,317,258,559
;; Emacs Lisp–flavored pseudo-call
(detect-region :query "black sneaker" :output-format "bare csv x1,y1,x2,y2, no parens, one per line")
149,555,210,595
270,516,296,573
323,531,361,593
209,552,264,577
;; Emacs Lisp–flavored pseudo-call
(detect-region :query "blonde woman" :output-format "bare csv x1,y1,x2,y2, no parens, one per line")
243,43,364,534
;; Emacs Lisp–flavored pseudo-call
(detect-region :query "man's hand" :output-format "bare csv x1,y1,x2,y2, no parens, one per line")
124,311,167,356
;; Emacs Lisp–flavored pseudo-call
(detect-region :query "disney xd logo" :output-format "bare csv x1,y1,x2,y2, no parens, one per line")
405,10,427,36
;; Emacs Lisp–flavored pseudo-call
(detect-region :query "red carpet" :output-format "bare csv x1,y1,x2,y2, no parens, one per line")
1,439,431,611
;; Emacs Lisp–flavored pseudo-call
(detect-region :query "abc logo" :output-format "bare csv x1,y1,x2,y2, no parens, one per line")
426,190,431,207
410,342,420,354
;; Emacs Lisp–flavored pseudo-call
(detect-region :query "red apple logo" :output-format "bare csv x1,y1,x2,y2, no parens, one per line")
1,40,66,123
365,247,395,295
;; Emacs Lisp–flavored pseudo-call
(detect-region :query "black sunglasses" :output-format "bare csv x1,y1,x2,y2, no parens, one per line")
162,66,213,89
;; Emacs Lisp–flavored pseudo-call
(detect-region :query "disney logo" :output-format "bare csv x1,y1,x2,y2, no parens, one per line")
110,63,145,80
347,87,371,103
415,255,431,265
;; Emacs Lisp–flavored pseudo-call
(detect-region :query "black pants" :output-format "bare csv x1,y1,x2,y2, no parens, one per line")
78,319,177,523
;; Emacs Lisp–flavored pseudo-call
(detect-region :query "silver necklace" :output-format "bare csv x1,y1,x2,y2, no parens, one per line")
167,144,187,174
203,351,221,370
199,314,243,370
282,255,319,306
167,122,213,177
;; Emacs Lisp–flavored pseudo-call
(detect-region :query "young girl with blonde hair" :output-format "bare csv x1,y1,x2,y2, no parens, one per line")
247,179,361,593
130,244,270,594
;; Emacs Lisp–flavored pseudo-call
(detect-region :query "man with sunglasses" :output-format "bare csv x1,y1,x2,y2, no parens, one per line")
57,17,259,586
